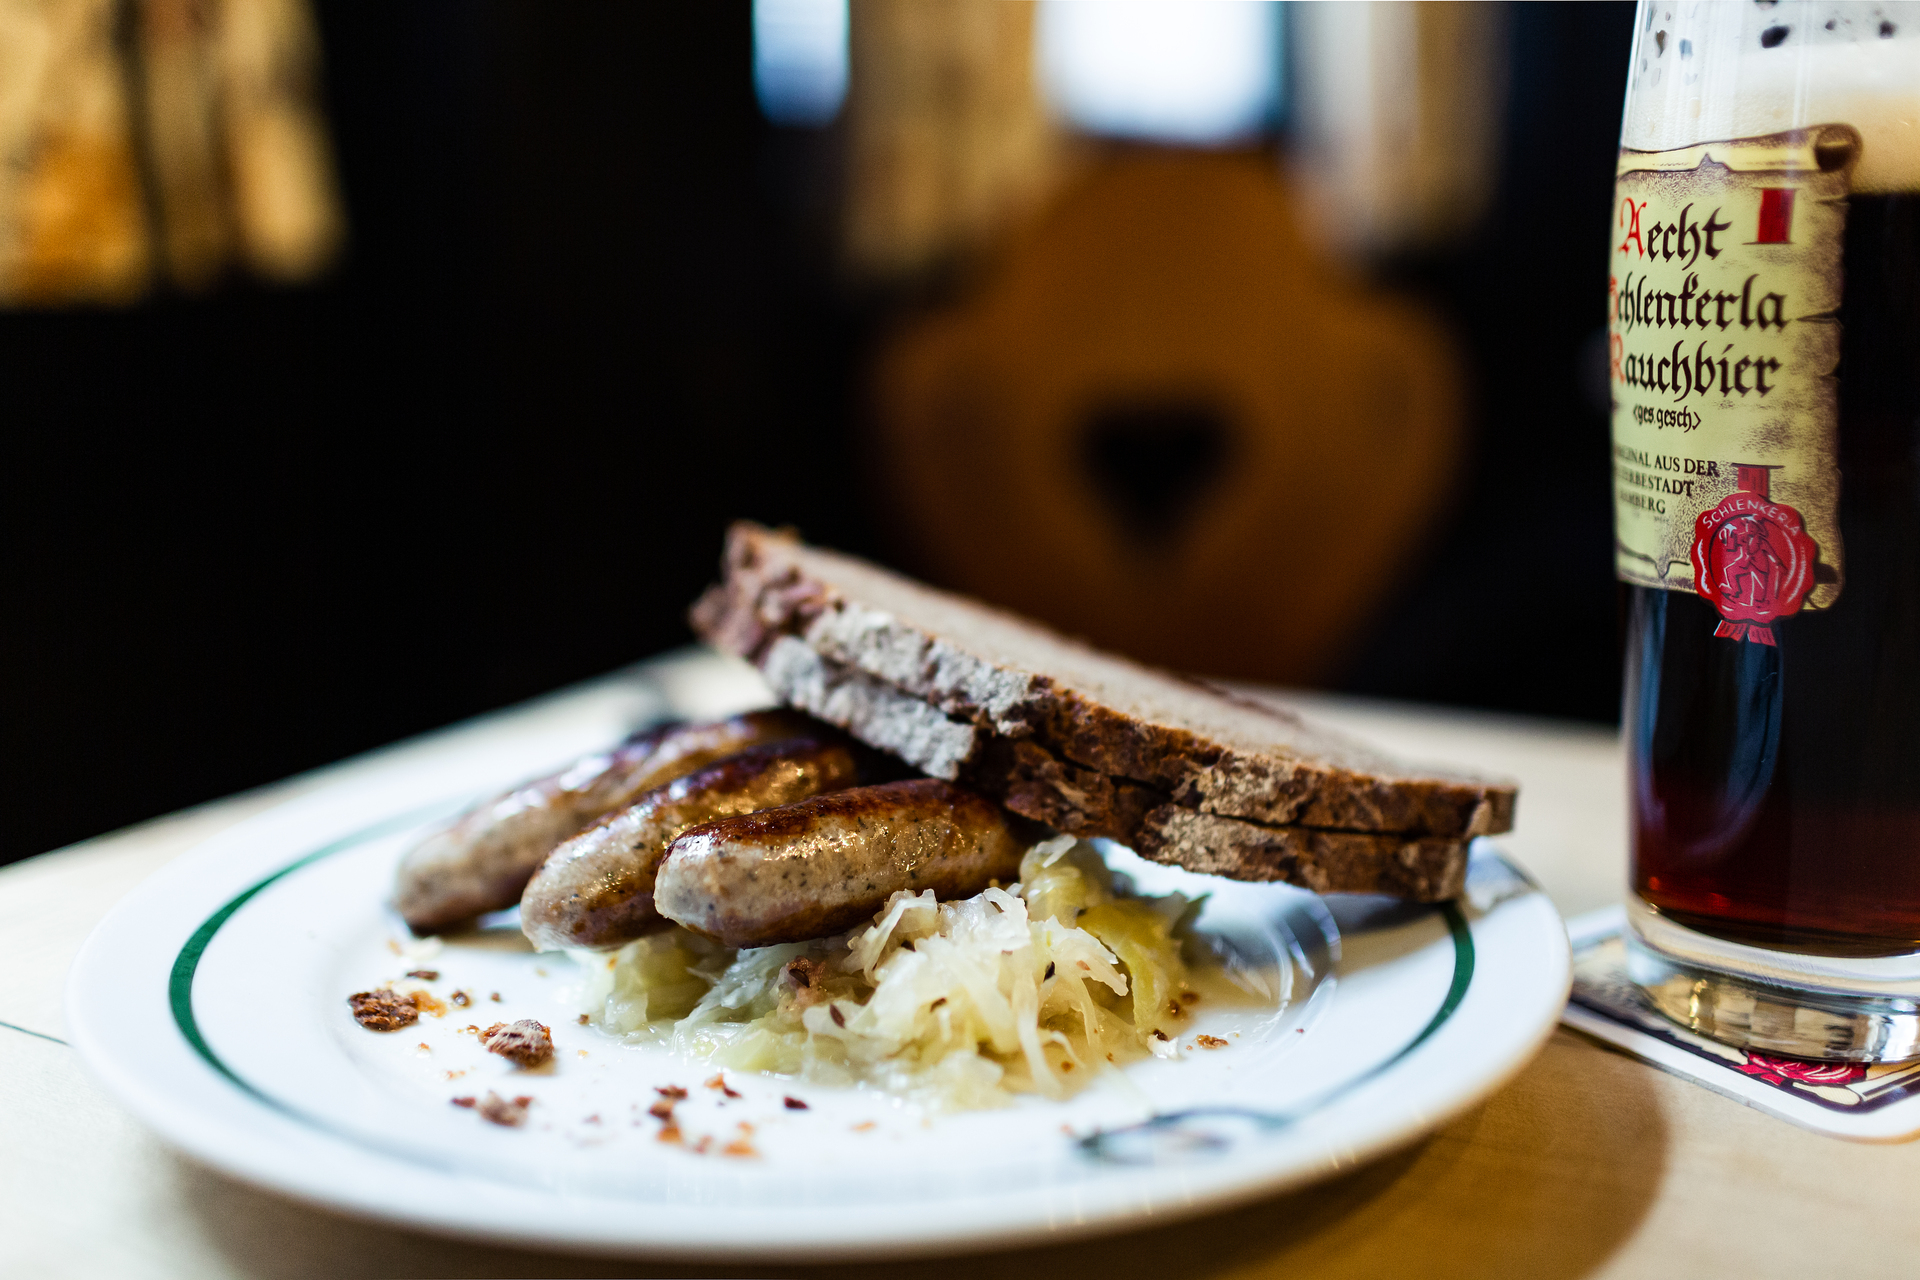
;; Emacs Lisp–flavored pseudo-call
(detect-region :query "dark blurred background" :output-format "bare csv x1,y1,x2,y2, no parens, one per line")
2,1,1634,865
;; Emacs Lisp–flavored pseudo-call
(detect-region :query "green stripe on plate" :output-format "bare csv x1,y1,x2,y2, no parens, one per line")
170,806,1486,1163
168,806,448,1105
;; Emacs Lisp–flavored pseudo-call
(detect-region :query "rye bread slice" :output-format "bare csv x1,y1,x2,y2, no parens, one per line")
751,636,1470,900
692,523,1515,838
1129,808,1467,900
970,728,1465,899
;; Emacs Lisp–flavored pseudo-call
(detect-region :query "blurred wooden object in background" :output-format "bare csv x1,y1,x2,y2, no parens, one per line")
1291,1,1507,258
873,152,1463,685
843,0,1066,280
0,0,151,303
215,0,340,283
0,0,341,306
141,0,232,289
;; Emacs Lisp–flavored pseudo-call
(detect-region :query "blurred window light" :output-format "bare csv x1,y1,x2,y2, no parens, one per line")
754,0,849,127
1036,1,1282,146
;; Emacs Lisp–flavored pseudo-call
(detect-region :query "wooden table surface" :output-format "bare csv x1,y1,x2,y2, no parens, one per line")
6,650,1916,1279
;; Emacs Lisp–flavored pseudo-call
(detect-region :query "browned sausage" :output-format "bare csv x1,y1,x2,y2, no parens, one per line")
519,738,860,952
653,779,1029,947
393,710,820,933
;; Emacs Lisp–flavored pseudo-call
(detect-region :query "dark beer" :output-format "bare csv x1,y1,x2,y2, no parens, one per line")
1626,191,1920,955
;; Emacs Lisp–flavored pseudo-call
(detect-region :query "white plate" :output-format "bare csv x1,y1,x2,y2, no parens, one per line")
67,701,1570,1261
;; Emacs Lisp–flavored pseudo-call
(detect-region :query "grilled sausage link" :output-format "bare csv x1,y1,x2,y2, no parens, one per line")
653,779,1029,947
393,710,818,933
519,738,860,952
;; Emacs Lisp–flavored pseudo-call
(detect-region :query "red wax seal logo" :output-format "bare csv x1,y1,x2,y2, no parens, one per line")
1691,464,1817,646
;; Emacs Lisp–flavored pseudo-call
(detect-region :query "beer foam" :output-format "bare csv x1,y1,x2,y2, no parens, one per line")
1623,3,1920,191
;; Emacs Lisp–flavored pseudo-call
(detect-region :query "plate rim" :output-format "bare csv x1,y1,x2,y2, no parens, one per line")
67,750,1572,1261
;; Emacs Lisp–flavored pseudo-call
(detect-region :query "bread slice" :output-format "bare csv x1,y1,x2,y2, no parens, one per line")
1132,809,1467,901
751,637,1469,900
692,523,1515,837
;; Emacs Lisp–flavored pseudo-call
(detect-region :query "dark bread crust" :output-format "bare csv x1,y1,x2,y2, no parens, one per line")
971,733,1463,899
969,735,1160,842
691,523,1514,838
741,637,1471,901
1130,807,1467,900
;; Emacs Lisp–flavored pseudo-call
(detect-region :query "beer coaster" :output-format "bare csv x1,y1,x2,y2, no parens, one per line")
1561,907,1920,1142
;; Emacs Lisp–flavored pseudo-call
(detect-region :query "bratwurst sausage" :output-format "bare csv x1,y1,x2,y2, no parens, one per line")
653,779,1029,947
519,738,860,952
393,710,818,933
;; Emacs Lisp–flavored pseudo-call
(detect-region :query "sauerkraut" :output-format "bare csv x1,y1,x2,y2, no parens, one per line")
572,836,1253,1108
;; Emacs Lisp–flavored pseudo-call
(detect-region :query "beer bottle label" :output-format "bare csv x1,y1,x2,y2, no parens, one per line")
1609,127,1858,639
